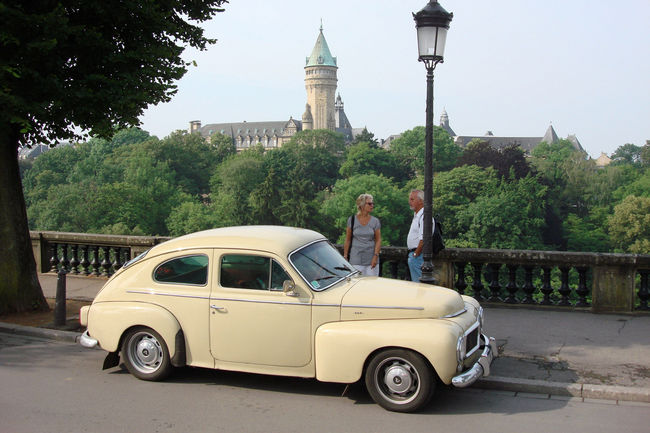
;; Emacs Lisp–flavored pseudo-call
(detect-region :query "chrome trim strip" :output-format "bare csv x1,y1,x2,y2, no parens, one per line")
126,290,209,300
443,308,467,318
313,303,340,308
342,304,424,311
209,297,310,307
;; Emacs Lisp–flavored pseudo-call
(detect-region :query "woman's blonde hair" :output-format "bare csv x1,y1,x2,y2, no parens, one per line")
356,193,374,212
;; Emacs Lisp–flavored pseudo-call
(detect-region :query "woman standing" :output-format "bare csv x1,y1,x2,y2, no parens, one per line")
343,193,382,276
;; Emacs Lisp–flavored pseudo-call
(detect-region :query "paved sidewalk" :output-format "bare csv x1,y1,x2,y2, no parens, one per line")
1,272,648,404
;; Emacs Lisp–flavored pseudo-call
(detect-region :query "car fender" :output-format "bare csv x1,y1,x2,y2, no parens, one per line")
314,319,462,384
87,301,182,358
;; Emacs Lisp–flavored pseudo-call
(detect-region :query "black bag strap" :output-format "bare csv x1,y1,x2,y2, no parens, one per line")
347,215,355,256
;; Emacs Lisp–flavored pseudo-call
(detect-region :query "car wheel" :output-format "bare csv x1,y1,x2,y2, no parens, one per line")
365,349,435,412
121,327,172,381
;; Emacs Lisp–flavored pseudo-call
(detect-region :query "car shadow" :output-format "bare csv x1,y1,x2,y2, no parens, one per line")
109,364,570,414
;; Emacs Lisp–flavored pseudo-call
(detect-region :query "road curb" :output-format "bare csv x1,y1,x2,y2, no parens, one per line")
477,375,650,403
0,322,80,344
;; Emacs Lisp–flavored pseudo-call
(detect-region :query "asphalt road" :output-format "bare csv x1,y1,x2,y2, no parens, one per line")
1,334,648,433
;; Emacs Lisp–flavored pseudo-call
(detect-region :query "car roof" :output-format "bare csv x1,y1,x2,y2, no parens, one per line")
148,225,326,258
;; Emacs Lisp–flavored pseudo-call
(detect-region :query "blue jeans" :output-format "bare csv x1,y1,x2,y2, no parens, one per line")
407,251,423,282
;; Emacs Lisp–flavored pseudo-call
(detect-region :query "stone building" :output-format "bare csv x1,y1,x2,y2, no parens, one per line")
190,26,354,150
441,109,585,154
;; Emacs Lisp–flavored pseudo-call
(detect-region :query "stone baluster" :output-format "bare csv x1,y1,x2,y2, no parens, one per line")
389,261,399,279
49,243,59,273
454,262,467,295
487,263,502,302
471,263,484,301
558,266,571,306
60,244,70,272
80,245,91,275
100,246,111,276
91,246,101,276
576,267,590,307
112,247,124,273
505,264,518,303
636,270,649,311
69,244,80,274
540,267,553,305
522,266,536,304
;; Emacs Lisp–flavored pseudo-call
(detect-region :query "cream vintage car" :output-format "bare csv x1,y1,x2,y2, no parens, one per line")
79,226,496,412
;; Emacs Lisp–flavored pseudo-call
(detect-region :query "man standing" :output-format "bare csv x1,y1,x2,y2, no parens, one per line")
407,189,434,282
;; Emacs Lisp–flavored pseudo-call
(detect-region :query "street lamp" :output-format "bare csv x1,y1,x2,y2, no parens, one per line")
413,0,452,284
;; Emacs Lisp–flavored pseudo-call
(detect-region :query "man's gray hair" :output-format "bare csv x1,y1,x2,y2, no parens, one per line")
410,189,424,201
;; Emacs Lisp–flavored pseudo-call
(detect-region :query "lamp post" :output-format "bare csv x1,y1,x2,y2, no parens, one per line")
413,0,452,284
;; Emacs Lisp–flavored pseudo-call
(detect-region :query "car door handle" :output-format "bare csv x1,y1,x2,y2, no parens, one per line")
210,305,226,312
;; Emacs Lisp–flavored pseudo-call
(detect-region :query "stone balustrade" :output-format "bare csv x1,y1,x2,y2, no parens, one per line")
31,231,649,313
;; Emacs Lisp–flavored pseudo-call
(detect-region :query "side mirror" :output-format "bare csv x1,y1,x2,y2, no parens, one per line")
283,280,298,297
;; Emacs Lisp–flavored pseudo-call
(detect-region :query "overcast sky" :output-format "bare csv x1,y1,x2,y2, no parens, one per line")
139,0,649,159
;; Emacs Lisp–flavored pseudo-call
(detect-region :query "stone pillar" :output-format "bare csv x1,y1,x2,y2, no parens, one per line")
591,265,636,312
434,259,454,289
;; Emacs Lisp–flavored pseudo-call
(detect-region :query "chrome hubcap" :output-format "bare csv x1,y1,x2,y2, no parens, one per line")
384,364,413,394
375,357,420,404
128,332,163,373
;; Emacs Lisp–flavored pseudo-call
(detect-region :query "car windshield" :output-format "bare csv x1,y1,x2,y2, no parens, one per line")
289,240,357,291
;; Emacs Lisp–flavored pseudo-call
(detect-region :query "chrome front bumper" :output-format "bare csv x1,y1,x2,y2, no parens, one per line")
79,330,98,348
451,334,497,388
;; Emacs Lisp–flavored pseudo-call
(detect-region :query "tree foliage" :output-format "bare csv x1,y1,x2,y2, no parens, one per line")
0,0,228,314
390,126,461,175
608,195,650,253
457,140,532,180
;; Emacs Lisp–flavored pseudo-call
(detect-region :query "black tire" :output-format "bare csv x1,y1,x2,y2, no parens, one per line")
121,327,172,381
365,348,435,412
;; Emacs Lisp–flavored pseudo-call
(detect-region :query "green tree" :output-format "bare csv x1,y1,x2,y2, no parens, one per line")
145,131,221,197
641,142,650,166
351,127,379,147
389,126,460,176
455,176,548,250
209,132,237,162
282,129,346,191
167,201,219,236
458,141,532,180
320,174,409,246
339,142,409,183
608,195,650,253
0,0,228,313
611,143,642,165
612,167,650,200
530,139,580,185
432,165,499,242
210,152,267,227
564,210,610,252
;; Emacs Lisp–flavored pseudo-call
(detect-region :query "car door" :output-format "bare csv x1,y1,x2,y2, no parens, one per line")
209,251,313,367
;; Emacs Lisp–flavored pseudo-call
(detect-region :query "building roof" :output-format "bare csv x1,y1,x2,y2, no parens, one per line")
198,120,300,138
305,26,337,68
541,124,560,144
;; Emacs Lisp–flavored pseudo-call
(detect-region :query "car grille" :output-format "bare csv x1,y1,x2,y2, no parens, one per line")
466,326,480,357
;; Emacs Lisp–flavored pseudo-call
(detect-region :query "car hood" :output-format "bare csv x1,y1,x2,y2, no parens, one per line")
338,277,466,320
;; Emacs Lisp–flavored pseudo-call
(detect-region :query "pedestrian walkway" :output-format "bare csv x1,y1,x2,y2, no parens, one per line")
2,272,649,403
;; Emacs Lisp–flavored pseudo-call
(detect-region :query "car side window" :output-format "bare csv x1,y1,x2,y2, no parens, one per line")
220,255,292,291
271,260,292,290
153,255,209,285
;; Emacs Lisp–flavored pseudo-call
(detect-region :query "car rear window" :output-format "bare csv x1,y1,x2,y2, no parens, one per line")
153,255,209,285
